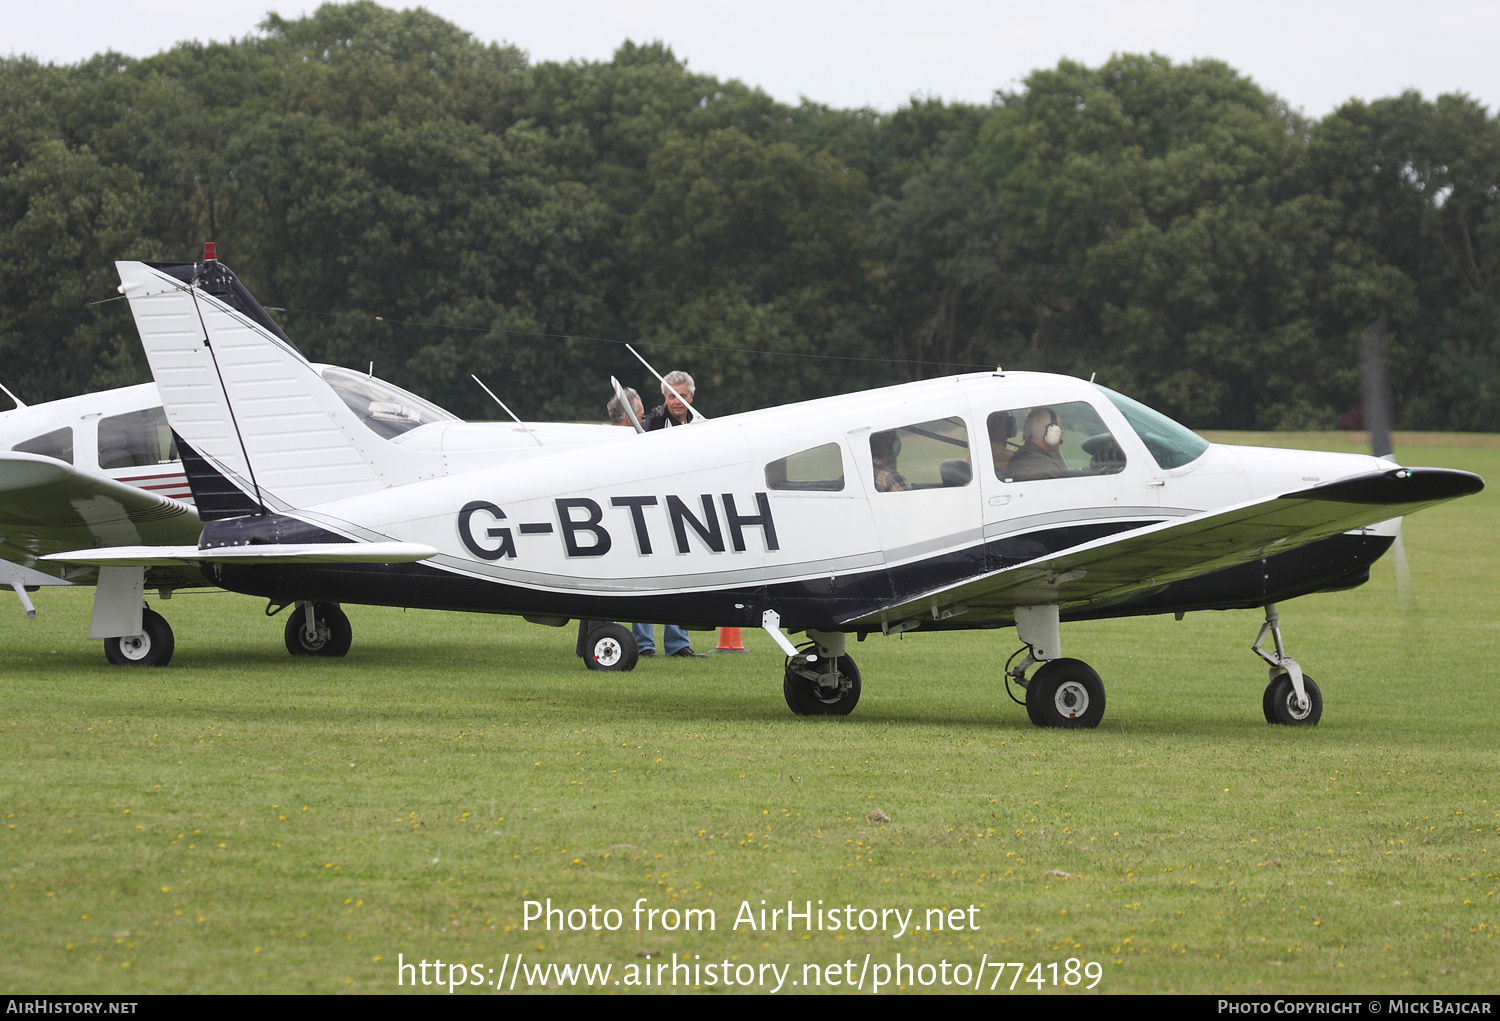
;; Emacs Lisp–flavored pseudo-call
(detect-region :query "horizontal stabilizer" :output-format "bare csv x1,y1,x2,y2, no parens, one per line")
44,542,438,567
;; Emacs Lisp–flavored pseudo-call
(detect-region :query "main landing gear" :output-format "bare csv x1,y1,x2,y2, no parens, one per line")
283,601,353,657
1253,603,1322,726
581,622,639,672
1003,605,1106,728
783,630,861,716
103,607,175,667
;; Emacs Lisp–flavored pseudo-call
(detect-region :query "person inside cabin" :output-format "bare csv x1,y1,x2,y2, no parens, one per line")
1005,407,1071,481
870,430,912,492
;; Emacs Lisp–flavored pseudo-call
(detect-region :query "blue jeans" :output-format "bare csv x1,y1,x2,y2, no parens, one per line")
632,623,692,655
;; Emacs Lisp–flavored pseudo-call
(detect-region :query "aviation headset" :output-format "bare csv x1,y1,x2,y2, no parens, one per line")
871,430,902,459
1024,408,1063,447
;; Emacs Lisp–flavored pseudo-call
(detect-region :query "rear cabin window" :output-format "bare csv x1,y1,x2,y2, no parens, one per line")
13,426,73,464
98,407,178,469
869,417,971,493
989,402,1126,482
765,442,845,491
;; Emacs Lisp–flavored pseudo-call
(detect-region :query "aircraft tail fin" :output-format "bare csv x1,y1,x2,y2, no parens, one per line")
117,259,434,512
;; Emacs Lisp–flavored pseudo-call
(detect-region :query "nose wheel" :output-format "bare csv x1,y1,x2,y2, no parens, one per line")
1252,603,1320,726
1264,671,1322,726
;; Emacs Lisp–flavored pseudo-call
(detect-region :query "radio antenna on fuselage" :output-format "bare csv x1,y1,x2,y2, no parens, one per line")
610,376,646,434
0,382,27,409
625,344,707,423
471,375,544,447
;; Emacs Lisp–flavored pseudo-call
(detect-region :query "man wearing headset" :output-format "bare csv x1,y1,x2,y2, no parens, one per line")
1005,407,1070,481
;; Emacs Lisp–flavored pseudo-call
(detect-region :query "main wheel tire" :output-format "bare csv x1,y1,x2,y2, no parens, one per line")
1025,658,1105,728
103,608,175,667
583,622,638,672
1264,672,1322,726
783,649,861,716
284,603,353,657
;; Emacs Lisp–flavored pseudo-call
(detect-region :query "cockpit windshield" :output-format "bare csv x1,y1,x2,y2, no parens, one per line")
318,366,458,440
1095,385,1209,470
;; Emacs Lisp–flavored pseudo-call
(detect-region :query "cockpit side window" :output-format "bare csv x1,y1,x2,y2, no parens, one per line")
319,366,458,440
13,426,73,464
869,417,970,492
765,442,844,491
989,402,1125,482
98,407,178,469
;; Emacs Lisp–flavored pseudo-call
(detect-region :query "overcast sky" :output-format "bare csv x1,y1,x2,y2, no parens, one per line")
8,1,1499,118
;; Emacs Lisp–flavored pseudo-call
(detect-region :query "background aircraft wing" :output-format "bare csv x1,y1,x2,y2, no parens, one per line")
0,451,204,588
845,467,1484,628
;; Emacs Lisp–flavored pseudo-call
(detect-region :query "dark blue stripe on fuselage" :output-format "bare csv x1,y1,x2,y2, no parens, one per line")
198,517,1393,633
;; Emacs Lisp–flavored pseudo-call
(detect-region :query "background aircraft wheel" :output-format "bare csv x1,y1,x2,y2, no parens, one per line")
284,603,352,657
103,608,175,667
783,650,861,716
1025,658,1105,728
1263,672,1322,726
583,622,638,672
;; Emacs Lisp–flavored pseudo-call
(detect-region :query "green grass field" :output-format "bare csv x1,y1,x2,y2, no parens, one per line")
1,434,1496,994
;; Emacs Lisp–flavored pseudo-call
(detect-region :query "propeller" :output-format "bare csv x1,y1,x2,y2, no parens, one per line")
1359,318,1413,610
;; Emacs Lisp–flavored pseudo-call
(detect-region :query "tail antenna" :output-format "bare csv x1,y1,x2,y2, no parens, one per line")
471,375,544,447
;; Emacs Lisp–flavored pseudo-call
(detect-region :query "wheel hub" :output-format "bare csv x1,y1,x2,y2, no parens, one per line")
1053,680,1090,719
594,638,622,667
119,634,151,661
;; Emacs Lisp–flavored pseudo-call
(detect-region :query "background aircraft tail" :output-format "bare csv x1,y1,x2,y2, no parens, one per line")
117,257,437,516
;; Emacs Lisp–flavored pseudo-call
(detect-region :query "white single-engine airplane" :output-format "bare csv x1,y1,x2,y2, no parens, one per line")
49,256,1484,728
4,258,630,666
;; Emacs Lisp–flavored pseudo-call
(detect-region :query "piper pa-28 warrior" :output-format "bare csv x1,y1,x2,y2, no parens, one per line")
50,257,1484,728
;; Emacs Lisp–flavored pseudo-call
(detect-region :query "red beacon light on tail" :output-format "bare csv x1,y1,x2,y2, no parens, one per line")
203,241,217,262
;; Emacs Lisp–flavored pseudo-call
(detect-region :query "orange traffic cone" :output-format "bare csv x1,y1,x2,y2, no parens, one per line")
710,626,750,653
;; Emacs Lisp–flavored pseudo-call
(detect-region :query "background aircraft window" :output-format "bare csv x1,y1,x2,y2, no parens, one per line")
319,366,458,440
765,442,844,491
1095,385,1209,470
989,402,1125,482
869,417,969,492
12,426,73,464
98,407,177,469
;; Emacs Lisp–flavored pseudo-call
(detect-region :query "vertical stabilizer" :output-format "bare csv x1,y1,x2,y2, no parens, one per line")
116,261,437,511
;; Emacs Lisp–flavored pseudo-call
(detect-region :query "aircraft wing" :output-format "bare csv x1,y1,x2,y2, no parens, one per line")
0,451,204,588
846,467,1484,628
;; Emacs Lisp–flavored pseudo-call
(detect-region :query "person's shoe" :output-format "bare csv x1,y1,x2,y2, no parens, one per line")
671,648,708,658
638,649,657,658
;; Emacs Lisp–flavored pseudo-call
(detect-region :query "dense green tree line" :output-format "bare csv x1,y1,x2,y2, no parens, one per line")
1,2,1496,428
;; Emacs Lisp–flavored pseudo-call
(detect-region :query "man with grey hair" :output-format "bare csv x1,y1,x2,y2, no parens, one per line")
607,387,644,427
640,370,696,431
634,369,707,656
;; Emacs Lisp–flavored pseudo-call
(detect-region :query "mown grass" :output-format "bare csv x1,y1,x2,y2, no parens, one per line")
0,435,1495,994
